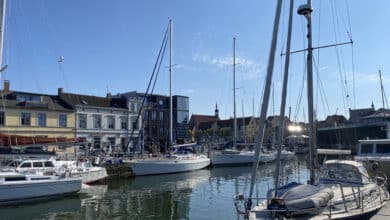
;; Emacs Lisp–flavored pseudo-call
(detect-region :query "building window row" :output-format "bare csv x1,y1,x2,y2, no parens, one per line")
144,110,166,122
16,112,67,127
80,114,136,130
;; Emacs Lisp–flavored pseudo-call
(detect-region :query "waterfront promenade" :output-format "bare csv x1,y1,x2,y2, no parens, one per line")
372,201,390,220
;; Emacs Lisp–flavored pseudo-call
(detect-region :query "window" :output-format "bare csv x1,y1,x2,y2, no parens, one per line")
20,162,32,168
21,112,31,126
376,144,390,154
177,111,189,124
130,102,135,112
33,162,43,168
361,144,373,154
37,113,47,127
108,137,116,146
44,161,54,167
121,117,128,129
0,111,5,125
107,116,115,129
59,114,67,127
159,112,164,121
131,116,139,130
144,110,149,120
152,110,157,120
93,115,102,129
78,114,87,129
93,137,101,149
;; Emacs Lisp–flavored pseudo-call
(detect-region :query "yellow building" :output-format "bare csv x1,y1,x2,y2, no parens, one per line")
0,81,75,138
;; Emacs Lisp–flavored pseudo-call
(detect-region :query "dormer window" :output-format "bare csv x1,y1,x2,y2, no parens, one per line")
16,94,41,103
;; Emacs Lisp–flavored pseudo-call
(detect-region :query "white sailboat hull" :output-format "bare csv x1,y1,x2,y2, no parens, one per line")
67,167,108,184
211,151,275,166
129,157,210,176
0,178,82,205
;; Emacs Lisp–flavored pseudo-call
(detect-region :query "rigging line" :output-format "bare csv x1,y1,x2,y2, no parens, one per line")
313,55,331,118
315,0,323,118
293,63,306,122
345,0,353,38
350,42,356,109
127,24,169,151
293,15,308,122
330,0,349,114
150,33,169,95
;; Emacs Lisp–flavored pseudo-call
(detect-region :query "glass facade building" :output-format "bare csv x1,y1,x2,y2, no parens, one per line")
173,96,189,141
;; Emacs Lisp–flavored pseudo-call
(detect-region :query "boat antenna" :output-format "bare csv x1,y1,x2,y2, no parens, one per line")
247,0,283,207
274,0,294,196
298,0,316,184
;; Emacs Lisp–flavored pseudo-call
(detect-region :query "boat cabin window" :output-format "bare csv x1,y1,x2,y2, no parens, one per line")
44,161,54,167
33,162,43,168
5,176,27,181
376,144,390,154
360,144,373,154
20,162,32,168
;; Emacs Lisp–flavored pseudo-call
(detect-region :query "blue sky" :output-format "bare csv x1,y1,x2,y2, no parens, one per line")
3,0,390,121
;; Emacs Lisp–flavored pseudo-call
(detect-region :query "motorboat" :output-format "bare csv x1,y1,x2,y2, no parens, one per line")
247,160,389,219
355,139,390,184
16,158,108,184
0,171,82,205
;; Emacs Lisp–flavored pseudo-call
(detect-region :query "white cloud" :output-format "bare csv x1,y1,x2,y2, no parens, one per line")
192,52,264,80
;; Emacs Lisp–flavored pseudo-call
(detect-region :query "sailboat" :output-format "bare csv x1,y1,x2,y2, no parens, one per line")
210,37,276,167
234,0,389,219
128,20,210,176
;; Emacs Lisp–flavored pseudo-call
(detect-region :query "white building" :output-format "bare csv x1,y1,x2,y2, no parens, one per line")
58,89,141,151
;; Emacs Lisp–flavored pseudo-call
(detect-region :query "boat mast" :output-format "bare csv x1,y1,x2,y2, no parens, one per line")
274,0,294,195
379,70,387,120
298,0,315,184
248,0,283,202
233,37,237,149
0,0,6,74
169,19,173,147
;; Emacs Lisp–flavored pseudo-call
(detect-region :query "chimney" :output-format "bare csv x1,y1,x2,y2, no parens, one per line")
3,80,9,94
106,93,112,98
58,87,63,95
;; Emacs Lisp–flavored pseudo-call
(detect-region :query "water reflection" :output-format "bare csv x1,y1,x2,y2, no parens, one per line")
0,158,309,220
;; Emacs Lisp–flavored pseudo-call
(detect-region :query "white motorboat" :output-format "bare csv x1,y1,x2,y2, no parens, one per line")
248,160,389,219
210,149,275,167
0,171,82,205
128,151,210,176
280,150,295,161
16,158,108,184
355,139,390,182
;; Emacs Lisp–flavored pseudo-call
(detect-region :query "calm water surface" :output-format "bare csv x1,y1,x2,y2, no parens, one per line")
1,156,309,220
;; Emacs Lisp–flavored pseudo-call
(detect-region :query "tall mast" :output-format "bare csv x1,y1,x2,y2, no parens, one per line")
0,0,6,73
298,0,315,184
379,70,386,120
233,37,237,149
248,0,283,202
169,19,173,147
274,0,294,195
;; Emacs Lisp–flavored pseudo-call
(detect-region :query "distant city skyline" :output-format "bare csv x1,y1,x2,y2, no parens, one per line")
3,0,390,121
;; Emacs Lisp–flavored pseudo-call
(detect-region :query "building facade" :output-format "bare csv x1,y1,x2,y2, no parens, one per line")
59,89,141,151
0,81,75,139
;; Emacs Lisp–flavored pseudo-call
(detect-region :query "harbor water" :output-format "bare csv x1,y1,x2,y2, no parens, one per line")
0,156,309,220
